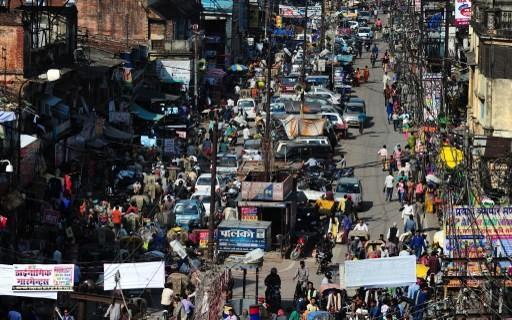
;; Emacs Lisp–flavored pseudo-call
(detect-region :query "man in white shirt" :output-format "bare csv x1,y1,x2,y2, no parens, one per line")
304,158,319,167
384,173,394,201
353,220,368,232
377,145,388,170
242,126,251,141
402,203,415,225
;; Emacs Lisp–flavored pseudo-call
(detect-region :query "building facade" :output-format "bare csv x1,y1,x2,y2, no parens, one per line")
467,0,512,138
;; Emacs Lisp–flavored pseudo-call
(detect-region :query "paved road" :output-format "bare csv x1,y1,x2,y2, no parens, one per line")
229,14,439,310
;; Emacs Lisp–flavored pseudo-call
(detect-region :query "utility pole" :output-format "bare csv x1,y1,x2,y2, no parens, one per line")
264,34,273,181
441,0,450,117
301,2,309,83
320,0,326,50
193,24,199,110
208,113,218,261
264,0,270,40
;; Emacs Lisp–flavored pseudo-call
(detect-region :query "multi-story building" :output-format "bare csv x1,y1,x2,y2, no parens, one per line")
467,0,512,138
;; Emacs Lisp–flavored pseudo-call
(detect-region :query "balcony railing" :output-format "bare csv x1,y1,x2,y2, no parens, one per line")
150,39,191,53
472,6,512,38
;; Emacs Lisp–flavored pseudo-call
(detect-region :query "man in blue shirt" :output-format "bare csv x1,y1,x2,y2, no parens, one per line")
358,112,366,135
181,294,195,319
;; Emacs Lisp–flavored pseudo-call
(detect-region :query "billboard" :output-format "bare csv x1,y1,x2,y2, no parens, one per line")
12,264,74,291
218,221,271,252
344,256,417,288
422,73,442,121
156,59,192,88
454,0,472,26
103,261,165,290
0,265,57,299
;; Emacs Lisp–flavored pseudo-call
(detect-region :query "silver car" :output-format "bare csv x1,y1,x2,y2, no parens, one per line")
334,177,363,210
342,103,366,127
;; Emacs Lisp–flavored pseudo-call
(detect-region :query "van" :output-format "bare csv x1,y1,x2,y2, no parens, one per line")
274,137,333,160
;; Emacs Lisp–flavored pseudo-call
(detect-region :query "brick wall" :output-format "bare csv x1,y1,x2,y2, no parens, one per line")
76,0,149,49
0,11,24,77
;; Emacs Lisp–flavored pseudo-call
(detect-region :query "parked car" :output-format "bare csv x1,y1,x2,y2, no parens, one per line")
217,153,240,174
190,191,213,217
270,102,287,116
308,87,342,105
174,199,206,230
195,173,225,193
275,137,333,160
357,27,374,40
342,102,366,127
322,112,348,136
237,98,258,120
334,177,363,210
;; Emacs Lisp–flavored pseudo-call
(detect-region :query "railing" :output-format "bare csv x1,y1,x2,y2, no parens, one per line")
150,39,191,53
472,6,512,38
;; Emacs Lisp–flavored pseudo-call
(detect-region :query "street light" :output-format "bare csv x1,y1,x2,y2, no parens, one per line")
0,160,13,173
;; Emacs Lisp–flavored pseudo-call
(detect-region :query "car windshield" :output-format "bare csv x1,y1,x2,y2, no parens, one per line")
271,104,285,112
336,183,360,193
360,27,371,33
192,195,211,203
326,115,339,122
346,105,364,113
175,203,198,215
281,77,298,85
359,11,370,17
196,177,211,185
239,101,254,108
218,157,237,167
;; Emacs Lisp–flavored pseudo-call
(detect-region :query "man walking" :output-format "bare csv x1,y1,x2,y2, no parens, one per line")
378,145,388,170
384,172,394,201
293,260,309,291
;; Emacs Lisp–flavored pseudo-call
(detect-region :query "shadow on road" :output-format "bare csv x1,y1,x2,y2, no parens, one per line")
359,200,374,212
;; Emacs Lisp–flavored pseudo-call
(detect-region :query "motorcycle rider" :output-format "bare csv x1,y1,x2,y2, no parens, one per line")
264,267,281,304
293,260,309,291
321,271,334,285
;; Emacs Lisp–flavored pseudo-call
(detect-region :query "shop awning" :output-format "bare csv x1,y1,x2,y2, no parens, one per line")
104,125,135,141
130,103,164,121
0,111,16,123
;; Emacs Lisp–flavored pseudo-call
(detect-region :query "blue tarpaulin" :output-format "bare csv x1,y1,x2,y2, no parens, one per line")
130,104,164,121
202,0,232,12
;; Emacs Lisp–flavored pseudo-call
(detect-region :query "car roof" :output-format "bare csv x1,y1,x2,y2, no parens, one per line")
191,191,210,197
198,173,212,178
338,177,361,184
176,199,201,205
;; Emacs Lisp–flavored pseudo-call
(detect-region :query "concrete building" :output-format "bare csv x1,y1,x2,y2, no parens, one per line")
467,0,512,138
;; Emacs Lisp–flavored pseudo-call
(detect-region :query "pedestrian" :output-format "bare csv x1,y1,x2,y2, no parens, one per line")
104,298,122,320
415,181,425,203
172,296,186,320
305,282,318,302
306,297,320,312
392,111,400,131
386,102,394,124
62,309,75,320
161,283,174,313
287,307,300,320
410,231,426,258
328,214,340,240
181,294,195,320
397,178,406,205
341,214,352,244
354,68,361,87
377,145,388,170
242,126,250,141
363,66,370,83
353,219,368,232
387,222,400,244
404,215,417,234
384,172,394,201
225,308,238,320
293,260,309,291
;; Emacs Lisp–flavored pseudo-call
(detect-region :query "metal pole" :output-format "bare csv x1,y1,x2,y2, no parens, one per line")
320,0,326,50
264,33,272,181
208,112,218,261
242,269,247,299
194,32,199,110
264,0,269,40
441,0,450,117
255,267,259,304
301,2,309,83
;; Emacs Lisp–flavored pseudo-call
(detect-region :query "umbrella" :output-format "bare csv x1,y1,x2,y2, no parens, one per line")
416,264,429,279
228,64,248,72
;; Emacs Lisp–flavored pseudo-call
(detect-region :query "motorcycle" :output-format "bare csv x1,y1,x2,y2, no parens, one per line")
290,236,306,260
316,250,332,274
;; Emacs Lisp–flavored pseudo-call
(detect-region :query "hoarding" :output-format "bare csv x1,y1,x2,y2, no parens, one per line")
103,261,165,290
218,222,271,252
156,59,191,88
240,207,258,221
0,265,57,299
454,0,471,26
12,264,74,291
344,256,417,288
422,73,442,121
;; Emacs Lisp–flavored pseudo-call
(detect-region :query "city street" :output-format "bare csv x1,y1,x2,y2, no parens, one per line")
230,20,439,305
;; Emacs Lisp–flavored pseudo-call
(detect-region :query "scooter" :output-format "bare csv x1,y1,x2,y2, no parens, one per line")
290,236,306,260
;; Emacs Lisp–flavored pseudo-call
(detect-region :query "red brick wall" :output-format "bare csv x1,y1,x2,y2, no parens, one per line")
0,12,24,76
76,0,149,46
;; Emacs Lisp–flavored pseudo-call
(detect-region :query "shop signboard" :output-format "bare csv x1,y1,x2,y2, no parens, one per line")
12,264,74,291
218,221,271,252
240,207,258,221
445,206,512,287
454,0,471,26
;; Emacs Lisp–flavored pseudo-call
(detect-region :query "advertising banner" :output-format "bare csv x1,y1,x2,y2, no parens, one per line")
445,206,512,257
454,0,472,26
422,73,442,121
12,264,74,291
218,222,270,252
240,207,258,221
103,261,165,290
0,265,57,299
344,256,417,288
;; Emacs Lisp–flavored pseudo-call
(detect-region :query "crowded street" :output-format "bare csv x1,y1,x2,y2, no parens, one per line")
0,0,507,319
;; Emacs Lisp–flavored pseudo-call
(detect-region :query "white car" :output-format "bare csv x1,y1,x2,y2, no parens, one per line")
309,87,342,104
348,21,359,30
194,173,224,193
358,27,374,39
237,98,257,120
190,191,212,217
217,153,240,174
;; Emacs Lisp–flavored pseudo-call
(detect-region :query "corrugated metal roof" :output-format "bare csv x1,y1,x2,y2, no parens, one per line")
202,0,233,13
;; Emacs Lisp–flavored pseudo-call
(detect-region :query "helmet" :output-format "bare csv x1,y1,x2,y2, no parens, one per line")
271,267,278,274
324,271,332,279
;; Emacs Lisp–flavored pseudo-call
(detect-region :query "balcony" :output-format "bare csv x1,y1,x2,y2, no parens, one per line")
149,39,192,57
472,6,512,39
